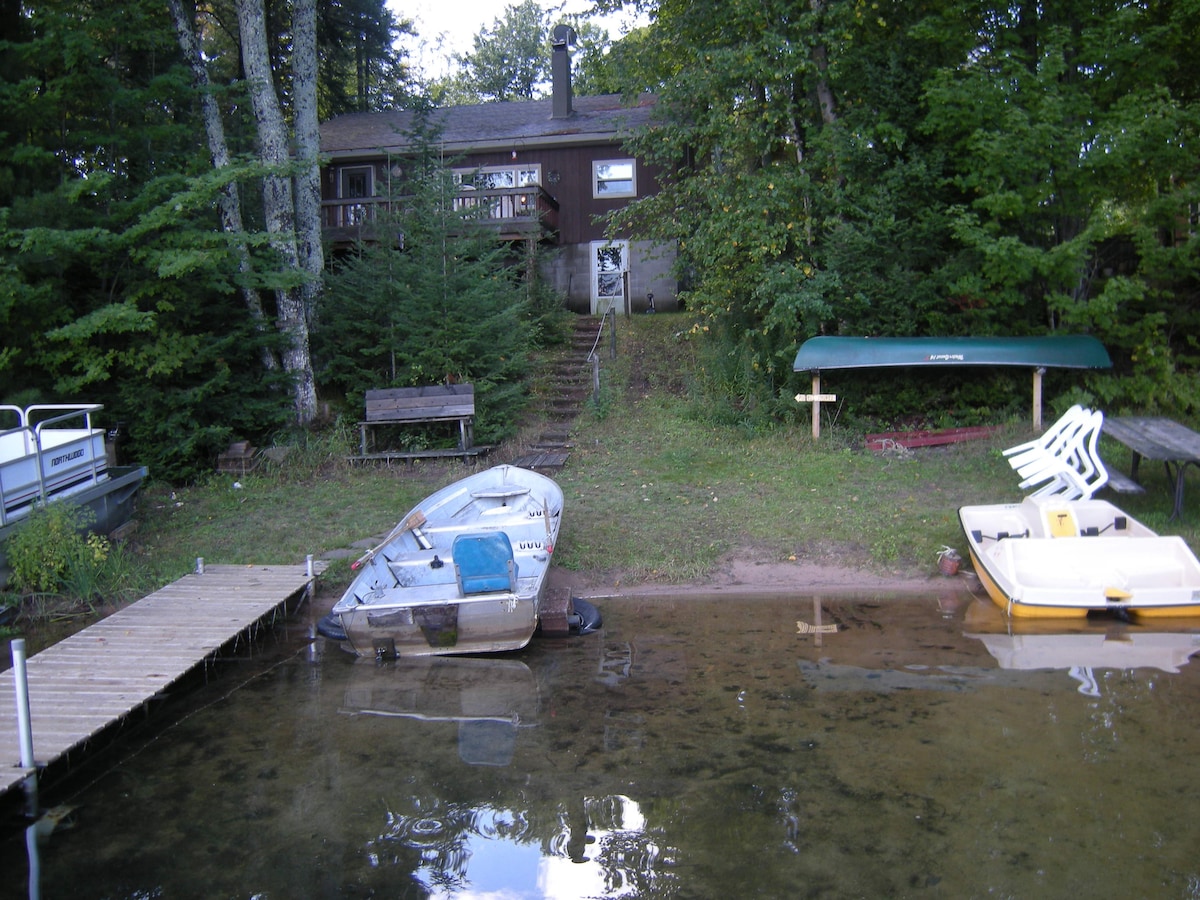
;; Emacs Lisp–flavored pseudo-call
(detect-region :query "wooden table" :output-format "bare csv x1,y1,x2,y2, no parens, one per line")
1102,416,1200,519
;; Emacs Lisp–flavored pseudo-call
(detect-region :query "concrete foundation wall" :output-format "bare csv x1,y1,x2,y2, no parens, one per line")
541,241,678,314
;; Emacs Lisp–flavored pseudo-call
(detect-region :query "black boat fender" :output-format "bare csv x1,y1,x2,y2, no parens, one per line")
316,611,347,641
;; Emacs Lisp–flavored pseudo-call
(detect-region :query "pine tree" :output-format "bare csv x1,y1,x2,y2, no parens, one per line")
314,115,533,447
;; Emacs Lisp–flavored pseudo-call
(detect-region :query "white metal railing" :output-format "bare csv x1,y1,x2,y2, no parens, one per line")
0,404,106,527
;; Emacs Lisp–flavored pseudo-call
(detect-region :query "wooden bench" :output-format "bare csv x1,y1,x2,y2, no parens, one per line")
1101,467,1146,495
357,384,477,458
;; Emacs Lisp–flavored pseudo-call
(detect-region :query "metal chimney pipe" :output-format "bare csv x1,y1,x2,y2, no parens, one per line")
551,24,576,120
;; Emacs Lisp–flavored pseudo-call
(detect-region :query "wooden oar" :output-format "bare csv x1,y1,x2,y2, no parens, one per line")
352,510,429,570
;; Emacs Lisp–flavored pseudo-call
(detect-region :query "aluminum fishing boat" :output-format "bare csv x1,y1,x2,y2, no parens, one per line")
959,496,1200,619
321,465,576,658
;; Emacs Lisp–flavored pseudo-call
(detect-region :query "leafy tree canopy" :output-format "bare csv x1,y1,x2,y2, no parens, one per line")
604,0,1200,420
428,1,615,105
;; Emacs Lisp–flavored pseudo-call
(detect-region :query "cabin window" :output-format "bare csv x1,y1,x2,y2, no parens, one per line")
453,165,542,189
593,160,636,198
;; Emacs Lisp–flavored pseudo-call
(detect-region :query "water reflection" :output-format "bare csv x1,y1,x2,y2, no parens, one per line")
342,657,540,767
964,597,1200,675
3,591,1200,898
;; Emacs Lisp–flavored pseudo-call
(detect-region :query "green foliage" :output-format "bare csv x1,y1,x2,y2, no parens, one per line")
428,3,617,105
313,115,538,445
2,161,298,480
605,0,1200,426
1,0,423,483
442,1,555,102
2,503,129,606
315,0,412,116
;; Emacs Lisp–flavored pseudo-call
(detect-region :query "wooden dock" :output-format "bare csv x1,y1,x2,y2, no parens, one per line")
0,563,324,797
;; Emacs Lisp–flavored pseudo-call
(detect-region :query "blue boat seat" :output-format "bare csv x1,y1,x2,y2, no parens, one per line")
453,532,517,595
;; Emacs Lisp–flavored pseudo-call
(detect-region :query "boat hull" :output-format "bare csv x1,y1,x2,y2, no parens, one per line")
329,465,562,658
1,403,147,588
960,498,1200,618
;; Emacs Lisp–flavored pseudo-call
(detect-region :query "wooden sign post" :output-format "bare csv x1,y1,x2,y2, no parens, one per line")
795,373,836,439
1032,367,1045,432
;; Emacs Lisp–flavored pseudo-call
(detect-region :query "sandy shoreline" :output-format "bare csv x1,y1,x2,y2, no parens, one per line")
549,550,975,599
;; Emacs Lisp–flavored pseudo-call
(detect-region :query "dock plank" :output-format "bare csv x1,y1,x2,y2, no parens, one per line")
0,563,323,795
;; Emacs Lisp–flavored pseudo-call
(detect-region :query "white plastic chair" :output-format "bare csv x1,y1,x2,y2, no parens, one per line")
1003,404,1088,472
1013,410,1093,482
1022,410,1109,500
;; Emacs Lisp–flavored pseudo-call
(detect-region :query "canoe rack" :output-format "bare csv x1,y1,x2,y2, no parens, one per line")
792,335,1112,439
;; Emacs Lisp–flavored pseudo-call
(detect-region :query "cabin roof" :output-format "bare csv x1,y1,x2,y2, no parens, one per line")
793,336,1113,371
321,93,659,160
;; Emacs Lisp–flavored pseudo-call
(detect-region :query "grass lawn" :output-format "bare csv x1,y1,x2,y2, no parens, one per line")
126,313,1200,600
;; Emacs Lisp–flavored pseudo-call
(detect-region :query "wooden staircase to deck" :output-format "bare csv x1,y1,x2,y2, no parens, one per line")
510,316,599,472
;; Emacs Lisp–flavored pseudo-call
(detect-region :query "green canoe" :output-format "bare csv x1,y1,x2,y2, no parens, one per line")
793,335,1112,372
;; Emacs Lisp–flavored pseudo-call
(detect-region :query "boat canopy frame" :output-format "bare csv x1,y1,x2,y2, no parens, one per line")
792,335,1112,439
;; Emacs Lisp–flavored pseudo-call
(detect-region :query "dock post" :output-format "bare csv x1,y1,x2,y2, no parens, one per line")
196,557,204,575
11,640,34,774
11,639,38,818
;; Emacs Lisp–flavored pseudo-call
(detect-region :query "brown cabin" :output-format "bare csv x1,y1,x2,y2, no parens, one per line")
318,26,676,315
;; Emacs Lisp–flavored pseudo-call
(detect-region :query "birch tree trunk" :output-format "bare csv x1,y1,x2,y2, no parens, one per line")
291,0,325,326
165,0,279,374
236,0,318,424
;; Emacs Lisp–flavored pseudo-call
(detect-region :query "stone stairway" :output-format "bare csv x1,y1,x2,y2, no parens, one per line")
510,316,601,471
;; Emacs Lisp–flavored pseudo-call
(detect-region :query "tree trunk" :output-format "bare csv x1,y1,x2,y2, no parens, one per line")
165,0,280,374
809,0,838,126
236,0,318,424
292,0,325,328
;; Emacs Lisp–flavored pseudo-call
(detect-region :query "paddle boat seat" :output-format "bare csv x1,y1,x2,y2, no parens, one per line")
1036,503,1080,537
452,532,518,595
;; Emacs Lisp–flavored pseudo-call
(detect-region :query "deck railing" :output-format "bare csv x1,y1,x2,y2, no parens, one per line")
322,186,560,243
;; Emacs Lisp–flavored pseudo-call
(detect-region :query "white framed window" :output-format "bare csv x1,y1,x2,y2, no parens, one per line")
452,165,543,219
592,159,636,199
453,164,542,189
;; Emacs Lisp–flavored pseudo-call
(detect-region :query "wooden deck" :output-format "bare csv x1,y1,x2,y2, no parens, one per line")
0,563,325,797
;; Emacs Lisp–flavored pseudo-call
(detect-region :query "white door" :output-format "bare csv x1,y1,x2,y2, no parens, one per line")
590,240,628,316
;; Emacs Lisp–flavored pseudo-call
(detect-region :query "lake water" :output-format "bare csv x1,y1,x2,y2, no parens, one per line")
3,588,1200,899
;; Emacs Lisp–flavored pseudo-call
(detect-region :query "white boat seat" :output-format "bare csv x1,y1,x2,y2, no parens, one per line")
452,532,518,595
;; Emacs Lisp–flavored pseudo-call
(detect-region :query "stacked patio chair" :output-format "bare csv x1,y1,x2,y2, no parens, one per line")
1002,406,1109,500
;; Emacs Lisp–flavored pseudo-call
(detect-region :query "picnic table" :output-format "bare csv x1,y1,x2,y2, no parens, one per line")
1102,416,1200,519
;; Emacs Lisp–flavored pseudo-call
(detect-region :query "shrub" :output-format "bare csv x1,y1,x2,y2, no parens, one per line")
2,503,127,606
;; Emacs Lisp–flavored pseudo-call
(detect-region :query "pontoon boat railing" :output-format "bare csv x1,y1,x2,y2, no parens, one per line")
0,404,105,527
